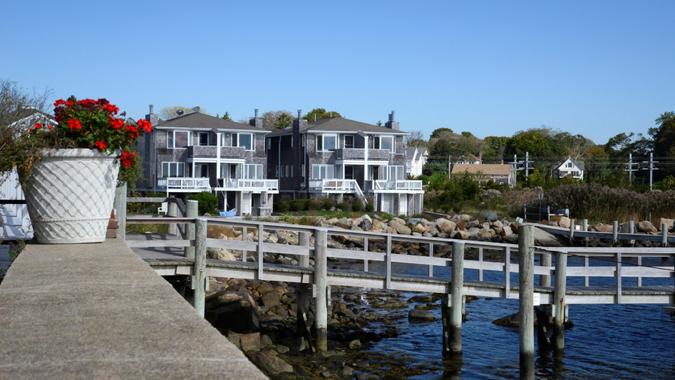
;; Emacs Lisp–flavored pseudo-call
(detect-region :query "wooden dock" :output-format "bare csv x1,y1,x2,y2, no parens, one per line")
0,239,266,380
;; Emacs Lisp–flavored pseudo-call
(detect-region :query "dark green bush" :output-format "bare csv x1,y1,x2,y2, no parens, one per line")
321,197,335,210
351,198,363,212
189,192,218,215
275,200,289,213
308,198,323,210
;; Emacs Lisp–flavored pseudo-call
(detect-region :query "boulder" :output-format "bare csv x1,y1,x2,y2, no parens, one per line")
479,209,498,222
413,223,428,234
455,229,470,240
502,225,514,237
360,214,373,230
533,228,562,246
659,218,674,231
389,220,412,235
558,216,571,229
594,223,613,233
408,309,436,322
638,220,657,234
436,218,456,234
207,245,237,261
248,349,294,374
371,219,386,232
335,218,353,229
477,229,494,240
348,339,362,349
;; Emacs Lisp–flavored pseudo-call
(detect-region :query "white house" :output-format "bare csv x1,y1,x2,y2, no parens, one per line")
0,110,55,240
556,157,584,181
404,146,428,177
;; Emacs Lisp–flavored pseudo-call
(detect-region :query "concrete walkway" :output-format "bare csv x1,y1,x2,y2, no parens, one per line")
0,239,266,379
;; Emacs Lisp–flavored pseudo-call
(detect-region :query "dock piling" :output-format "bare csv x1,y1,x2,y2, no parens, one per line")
518,224,535,377
296,231,314,352
192,218,207,317
553,251,567,352
185,200,197,260
113,182,127,240
449,241,464,355
314,228,328,352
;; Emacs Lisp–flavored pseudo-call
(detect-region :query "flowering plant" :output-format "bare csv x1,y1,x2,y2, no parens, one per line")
0,96,150,184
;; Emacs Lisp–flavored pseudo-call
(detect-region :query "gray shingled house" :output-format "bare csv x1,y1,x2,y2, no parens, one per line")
136,108,277,216
266,111,424,216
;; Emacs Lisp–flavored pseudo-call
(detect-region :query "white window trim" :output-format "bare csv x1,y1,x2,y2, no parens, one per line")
344,134,355,149
318,134,338,152
244,164,264,179
198,132,210,146
167,130,192,149
311,164,336,179
379,135,395,153
237,132,255,151
161,162,185,177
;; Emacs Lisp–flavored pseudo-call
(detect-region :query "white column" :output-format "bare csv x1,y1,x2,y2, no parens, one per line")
216,132,222,179
363,135,369,184
192,162,196,178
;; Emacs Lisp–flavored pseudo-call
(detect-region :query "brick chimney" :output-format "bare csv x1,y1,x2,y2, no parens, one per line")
249,108,263,128
385,110,399,130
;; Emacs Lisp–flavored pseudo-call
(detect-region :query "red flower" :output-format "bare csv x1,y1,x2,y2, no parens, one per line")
66,99,75,107
47,124,53,130
67,118,82,131
103,103,119,114
34,122,42,130
78,98,97,108
125,124,139,139
137,118,152,133
120,150,136,169
95,140,108,151
110,117,124,130
53,99,66,107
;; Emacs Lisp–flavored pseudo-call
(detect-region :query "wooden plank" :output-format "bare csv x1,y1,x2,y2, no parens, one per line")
390,253,448,266
126,240,191,248
128,197,165,203
326,248,385,261
206,238,257,251
262,242,309,256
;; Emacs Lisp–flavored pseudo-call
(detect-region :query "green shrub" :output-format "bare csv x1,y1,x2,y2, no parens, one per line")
275,200,289,213
189,192,218,215
308,198,323,210
338,201,351,212
351,198,363,212
289,199,308,212
321,197,335,210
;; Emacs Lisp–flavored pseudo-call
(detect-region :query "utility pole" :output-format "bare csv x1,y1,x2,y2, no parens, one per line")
643,152,659,191
625,153,638,186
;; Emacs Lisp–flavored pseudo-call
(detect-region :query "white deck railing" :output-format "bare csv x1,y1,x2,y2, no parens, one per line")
217,178,279,193
372,179,423,192
164,177,211,192
309,179,367,205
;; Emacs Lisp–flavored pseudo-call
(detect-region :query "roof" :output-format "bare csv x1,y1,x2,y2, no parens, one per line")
451,163,514,176
156,112,268,132
405,146,428,160
557,157,585,171
268,116,407,136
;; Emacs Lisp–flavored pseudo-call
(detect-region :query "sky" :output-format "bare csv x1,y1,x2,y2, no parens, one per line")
2,0,674,143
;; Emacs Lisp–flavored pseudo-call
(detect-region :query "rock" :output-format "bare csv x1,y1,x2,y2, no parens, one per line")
248,349,294,374
261,334,273,348
533,227,562,246
335,218,353,229
558,216,571,229
408,309,436,322
478,229,494,240
261,288,283,308
371,219,386,232
660,218,674,231
594,223,613,233
468,227,480,239
275,344,290,354
436,218,456,234
216,292,242,304
455,229,470,240
240,332,261,352
333,302,356,319
413,223,428,234
360,214,373,230
276,230,298,245
479,209,498,222
502,225,513,237
207,246,236,261
408,294,433,303
348,339,362,349
638,220,657,233
389,219,412,235
342,366,354,377
458,214,473,222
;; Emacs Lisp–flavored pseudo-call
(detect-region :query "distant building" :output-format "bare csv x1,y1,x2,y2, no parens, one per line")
404,146,427,178
450,163,517,188
555,157,584,181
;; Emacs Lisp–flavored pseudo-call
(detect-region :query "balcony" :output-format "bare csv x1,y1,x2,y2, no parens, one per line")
215,178,279,194
158,177,211,193
335,148,392,161
188,145,245,159
370,180,424,193
309,179,367,206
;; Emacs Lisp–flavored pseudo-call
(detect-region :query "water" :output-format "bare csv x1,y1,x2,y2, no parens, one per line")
332,256,675,379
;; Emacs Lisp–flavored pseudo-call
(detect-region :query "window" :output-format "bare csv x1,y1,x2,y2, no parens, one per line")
161,162,185,177
311,164,335,179
344,135,354,149
345,165,354,179
244,164,263,179
379,136,394,152
198,132,210,146
387,165,404,181
317,134,337,152
237,133,254,150
167,130,191,148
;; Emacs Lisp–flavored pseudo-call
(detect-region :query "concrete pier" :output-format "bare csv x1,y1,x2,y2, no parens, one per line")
0,240,265,379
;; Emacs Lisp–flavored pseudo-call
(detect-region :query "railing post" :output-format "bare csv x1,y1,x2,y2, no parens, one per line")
569,219,575,243
478,247,484,282
167,199,178,235
385,235,392,289
612,220,619,245
185,200,198,260
629,220,635,246
541,252,552,288
662,223,669,247
257,223,264,280
363,237,369,272
584,255,590,287
615,252,622,304
518,224,535,378
553,251,567,352
192,218,207,317
428,243,434,278
582,219,589,246
242,226,248,262
113,182,127,240
314,228,328,352
448,241,465,355
296,231,313,352
504,247,511,298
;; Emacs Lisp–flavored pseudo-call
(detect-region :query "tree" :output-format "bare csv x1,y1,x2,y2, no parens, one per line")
651,112,675,178
405,130,426,147
0,79,50,127
222,112,231,121
430,127,453,139
304,108,342,123
262,110,294,129
160,106,194,120
482,136,510,162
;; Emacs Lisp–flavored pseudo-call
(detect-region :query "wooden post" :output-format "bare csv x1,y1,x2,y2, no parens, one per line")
185,200,197,260
541,252,552,287
192,218,207,317
113,182,127,240
448,241,464,355
363,236,369,272
582,219,589,247
629,220,635,246
428,243,434,277
584,255,590,287
296,231,314,352
314,228,328,352
518,224,535,377
612,220,619,245
615,252,622,304
569,219,575,243
662,223,669,247
257,223,264,280
553,251,567,352
242,226,248,262
167,200,178,236
478,247,484,282
385,235,392,289
504,247,511,298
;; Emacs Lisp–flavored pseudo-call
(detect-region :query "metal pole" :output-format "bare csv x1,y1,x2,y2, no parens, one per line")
525,151,530,183
314,228,328,352
113,182,127,240
518,224,535,377
553,251,567,352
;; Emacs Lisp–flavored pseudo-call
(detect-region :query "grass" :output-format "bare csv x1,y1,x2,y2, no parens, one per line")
126,224,169,235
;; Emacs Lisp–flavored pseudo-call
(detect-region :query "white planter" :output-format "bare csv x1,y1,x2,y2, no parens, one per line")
24,149,119,244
